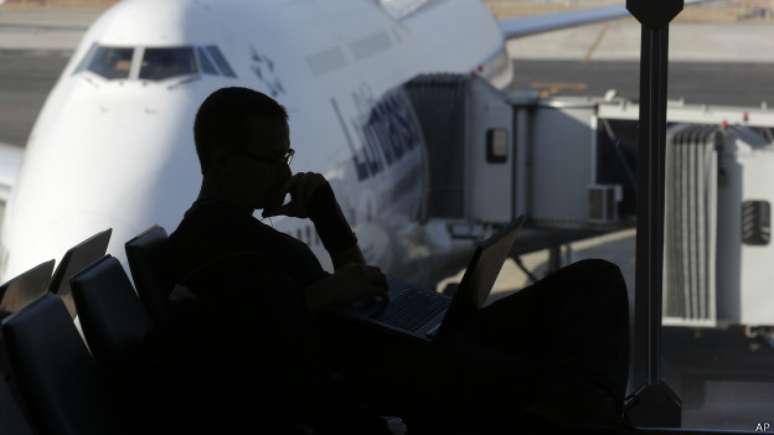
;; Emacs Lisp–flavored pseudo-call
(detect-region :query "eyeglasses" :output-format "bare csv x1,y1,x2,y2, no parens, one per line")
245,148,294,166
279,148,295,166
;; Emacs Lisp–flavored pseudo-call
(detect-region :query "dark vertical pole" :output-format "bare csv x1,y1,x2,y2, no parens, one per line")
634,23,671,389
626,0,684,427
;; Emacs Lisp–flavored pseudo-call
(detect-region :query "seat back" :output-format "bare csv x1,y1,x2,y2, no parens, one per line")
125,225,173,329
182,252,325,428
182,252,294,319
182,252,319,374
0,377,34,435
71,255,153,366
0,261,56,389
0,260,55,315
1,294,122,435
48,228,111,295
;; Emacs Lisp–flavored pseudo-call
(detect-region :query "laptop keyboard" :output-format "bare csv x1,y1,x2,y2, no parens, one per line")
374,288,450,332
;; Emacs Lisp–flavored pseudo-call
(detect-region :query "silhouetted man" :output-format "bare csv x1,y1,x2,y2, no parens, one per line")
166,87,630,434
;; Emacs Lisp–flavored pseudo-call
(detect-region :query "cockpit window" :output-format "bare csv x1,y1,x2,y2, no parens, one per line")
139,47,197,81
196,47,218,76
79,45,134,80
73,44,236,81
205,46,237,78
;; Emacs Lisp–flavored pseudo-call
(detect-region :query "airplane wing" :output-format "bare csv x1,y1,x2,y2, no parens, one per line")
498,0,704,40
0,143,23,203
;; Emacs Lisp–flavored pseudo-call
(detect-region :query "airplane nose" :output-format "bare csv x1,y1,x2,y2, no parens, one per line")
3,209,139,283
2,89,203,280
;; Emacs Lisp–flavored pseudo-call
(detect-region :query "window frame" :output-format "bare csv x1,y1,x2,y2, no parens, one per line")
74,44,138,81
72,44,236,82
196,46,219,76
205,45,237,78
138,45,199,82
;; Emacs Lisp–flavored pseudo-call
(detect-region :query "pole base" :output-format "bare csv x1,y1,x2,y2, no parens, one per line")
624,381,682,428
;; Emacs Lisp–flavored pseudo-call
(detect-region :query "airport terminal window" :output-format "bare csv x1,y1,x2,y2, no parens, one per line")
139,47,198,81
205,46,237,78
197,47,218,76
79,45,134,80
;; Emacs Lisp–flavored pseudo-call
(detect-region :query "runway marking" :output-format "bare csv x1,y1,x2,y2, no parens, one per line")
530,81,588,97
584,23,610,62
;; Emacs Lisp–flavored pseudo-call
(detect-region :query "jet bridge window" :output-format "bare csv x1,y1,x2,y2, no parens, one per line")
139,47,198,81
486,128,508,164
78,45,134,80
742,200,771,245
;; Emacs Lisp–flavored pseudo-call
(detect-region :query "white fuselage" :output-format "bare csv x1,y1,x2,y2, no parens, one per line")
1,0,507,284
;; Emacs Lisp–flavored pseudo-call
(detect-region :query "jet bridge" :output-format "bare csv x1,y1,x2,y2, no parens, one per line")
404,74,516,225
404,74,631,259
405,73,774,329
405,74,645,235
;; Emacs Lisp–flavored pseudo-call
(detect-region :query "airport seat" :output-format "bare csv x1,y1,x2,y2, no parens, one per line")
125,225,205,393
70,255,178,433
0,377,34,435
0,260,56,404
70,255,153,366
1,293,125,435
125,225,175,329
0,260,56,316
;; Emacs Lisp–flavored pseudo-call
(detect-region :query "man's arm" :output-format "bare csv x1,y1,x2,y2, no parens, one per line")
311,204,365,270
261,172,367,268
328,243,365,270
261,173,387,312
303,262,385,313
303,178,366,269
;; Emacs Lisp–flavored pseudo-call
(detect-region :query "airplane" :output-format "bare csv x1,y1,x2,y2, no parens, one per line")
0,0,704,290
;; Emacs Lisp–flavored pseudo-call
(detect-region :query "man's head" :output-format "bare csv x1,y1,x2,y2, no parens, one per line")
194,87,292,209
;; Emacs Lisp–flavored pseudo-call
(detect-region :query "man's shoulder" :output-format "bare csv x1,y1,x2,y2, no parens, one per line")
166,203,289,277
170,201,270,241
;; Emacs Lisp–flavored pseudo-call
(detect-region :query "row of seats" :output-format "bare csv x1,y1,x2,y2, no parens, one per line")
0,225,177,435
0,226,400,435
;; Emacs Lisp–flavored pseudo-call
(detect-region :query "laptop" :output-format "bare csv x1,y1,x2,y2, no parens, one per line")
0,259,56,316
48,228,112,295
346,216,525,342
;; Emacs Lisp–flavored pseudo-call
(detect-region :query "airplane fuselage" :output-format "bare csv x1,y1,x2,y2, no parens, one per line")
1,0,508,285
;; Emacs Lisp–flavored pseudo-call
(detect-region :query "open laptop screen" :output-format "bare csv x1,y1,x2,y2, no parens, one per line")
0,259,55,314
440,216,525,334
466,218,525,309
48,228,112,295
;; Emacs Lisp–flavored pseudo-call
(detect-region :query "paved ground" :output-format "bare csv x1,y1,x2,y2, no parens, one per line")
507,20,774,62
0,6,94,50
3,49,773,147
507,59,774,106
0,50,70,146
487,0,774,24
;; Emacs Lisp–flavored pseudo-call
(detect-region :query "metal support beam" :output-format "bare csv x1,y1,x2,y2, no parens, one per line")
547,245,562,273
626,0,684,428
633,19,670,397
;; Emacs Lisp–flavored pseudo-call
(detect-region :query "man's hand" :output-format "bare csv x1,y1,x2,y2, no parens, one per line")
262,171,364,273
305,264,388,312
262,172,328,219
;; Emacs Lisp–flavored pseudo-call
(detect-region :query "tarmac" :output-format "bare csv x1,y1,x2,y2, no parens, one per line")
0,6,93,50
507,19,774,63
